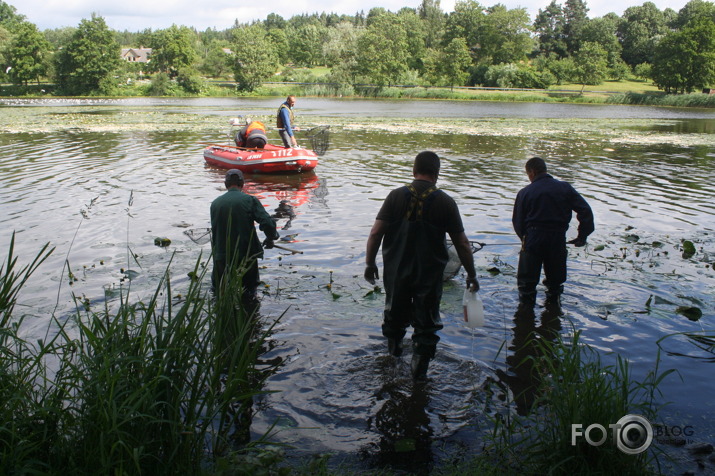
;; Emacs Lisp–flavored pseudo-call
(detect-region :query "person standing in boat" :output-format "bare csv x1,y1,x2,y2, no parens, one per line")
364,151,478,382
211,169,279,300
276,95,300,148
512,157,594,309
235,118,268,149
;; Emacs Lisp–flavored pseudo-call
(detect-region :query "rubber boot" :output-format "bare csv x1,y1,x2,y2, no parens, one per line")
411,353,430,382
387,338,403,357
544,286,563,309
518,291,536,311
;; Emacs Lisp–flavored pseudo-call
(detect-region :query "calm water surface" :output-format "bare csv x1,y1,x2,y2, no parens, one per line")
0,98,713,473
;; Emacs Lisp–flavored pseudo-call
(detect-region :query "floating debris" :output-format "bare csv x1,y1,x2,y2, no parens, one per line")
154,237,171,247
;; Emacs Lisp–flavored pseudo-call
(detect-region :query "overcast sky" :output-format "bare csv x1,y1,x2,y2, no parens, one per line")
12,0,693,32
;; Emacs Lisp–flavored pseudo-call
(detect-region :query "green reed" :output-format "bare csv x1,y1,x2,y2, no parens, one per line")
482,328,673,475
1,237,281,475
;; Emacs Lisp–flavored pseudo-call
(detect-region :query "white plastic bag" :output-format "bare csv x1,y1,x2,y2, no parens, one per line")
463,288,485,328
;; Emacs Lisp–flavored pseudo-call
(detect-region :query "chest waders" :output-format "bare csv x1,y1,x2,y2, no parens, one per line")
381,185,449,359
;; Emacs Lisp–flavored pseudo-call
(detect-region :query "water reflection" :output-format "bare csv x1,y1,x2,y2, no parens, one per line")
497,305,562,416
217,295,286,448
364,374,434,475
1,104,714,473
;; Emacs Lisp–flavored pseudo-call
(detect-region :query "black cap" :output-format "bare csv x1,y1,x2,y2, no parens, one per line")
225,169,244,180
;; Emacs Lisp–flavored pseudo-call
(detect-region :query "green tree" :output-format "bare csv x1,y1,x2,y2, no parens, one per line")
617,2,670,66
534,1,568,58
633,62,652,80
572,41,608,89
581,15,629,79
199,41,232,78
55,14,121,95
355,13,409,87
480,4,534,65
231,25,278,92
43,27,77,49
672,0,715,29
151,25,199,77
563,0,590,54
651,18,715,93
266,27,289,65
418,0,446,48
323,21,362,68
0,0,24,29
0,25,9,82
7,21,50,86
264,13,286,30
441,37,472,89
534,53,575,85
444,0,487,62
323,22,363,86
287,22,326,67
397,7,428,72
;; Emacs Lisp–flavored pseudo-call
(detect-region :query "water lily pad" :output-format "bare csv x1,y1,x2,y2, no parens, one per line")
681,240,696,259
676,306,702,321
651,241,664,248
123,269,140,280
624,234,640,243
487,266,501,275
593,244,606,251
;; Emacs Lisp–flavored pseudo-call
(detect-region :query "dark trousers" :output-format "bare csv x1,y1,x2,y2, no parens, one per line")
212,259,260,299
382,279,444,358
278,130,293,148
517,231,567,304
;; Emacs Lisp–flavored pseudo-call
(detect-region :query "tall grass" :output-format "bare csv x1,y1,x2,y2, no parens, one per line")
482,329,673,475
606,92,715,108
0,236,281,474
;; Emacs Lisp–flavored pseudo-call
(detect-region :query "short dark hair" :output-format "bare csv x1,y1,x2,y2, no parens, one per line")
414,151,440,176
525,157,547,175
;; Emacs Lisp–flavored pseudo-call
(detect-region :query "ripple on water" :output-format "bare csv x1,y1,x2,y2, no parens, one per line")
1,111,713,471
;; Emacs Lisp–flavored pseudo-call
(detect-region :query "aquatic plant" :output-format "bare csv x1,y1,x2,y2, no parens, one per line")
0,238,282,474
483,329,673,475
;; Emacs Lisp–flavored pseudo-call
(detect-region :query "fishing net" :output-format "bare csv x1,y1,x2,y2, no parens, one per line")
444,240,483,281
306,126,330,156
185,228,211,245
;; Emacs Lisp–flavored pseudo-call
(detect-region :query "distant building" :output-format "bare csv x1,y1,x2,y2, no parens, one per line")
121,47,152,63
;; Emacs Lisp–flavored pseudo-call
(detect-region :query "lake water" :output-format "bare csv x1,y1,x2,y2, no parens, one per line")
0,97,713,473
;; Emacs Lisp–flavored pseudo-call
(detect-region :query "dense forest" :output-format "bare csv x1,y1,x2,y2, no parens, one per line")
1,0,714,96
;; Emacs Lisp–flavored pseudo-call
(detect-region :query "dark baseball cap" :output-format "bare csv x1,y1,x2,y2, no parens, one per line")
225,169,244,180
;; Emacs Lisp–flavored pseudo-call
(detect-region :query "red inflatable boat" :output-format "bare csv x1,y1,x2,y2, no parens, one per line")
203,144,319,174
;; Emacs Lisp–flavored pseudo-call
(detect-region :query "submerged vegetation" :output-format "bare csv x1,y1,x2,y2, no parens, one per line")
0,233,283,474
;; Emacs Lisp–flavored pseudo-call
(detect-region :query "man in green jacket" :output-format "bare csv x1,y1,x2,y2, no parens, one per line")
211,169,279,298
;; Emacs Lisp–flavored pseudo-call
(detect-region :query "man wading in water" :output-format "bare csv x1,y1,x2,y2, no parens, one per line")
512,156,594,309
364,151,478,381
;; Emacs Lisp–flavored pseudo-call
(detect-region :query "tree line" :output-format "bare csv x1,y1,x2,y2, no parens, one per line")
1,0,714,96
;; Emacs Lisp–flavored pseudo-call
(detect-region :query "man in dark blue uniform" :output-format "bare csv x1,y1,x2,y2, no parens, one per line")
365,151,478,381
512,157,594,308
